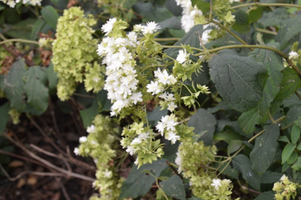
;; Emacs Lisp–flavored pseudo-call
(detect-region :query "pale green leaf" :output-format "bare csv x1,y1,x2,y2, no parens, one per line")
254,191,276,200
227,140,243,156
291,124,301,145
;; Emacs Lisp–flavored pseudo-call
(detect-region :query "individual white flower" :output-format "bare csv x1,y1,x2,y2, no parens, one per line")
176,49,190,64
131,137,142,145
74,147,79,155
211,179,222,189
126,145,135,155
146,81,164,95
165,131,180,144
159,92,168,100
167,101,177,112
289,51,299,59
133,24,144,32
101,18,117,35
138,132,150,141
156,121,165,135
130,92,143,104
155,69,177,85
103,169,113,178
87,125,96,133
142,22,161,34
79,136,87,143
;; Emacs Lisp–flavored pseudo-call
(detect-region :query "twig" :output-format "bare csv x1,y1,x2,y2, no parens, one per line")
3,132,95,182
28,116,67,156
55,177,71,200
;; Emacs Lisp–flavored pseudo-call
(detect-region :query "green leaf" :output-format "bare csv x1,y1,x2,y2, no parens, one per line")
45,62,58,92
227,140,243,156
238,109,260,135
158,16,181,29
297,143,301,151
250,124,280,174
232,8,250,33
217,162,239,180
232,154,261,191
278,136,290,143
275,67,301,101
79,100,99,129
30,18,46,40
23,66,49,112
258,8,290,28
2,59,27,111
187,108,217,145
120,159,168,198
291,124,301,145
160,175,185,200
292,157,301,171
209,50,266,112
191,0,210,13
41,5,59,29
249,6,263,23
286,106,301,127
248,43,284,115
260,171,283,183
4,18,36,40
165,0,182,16
282,143,296,164
276,15,301,50
132,3,173,22
0,103,10,134
165,25,203,59
97,90,112,112
214,130,243,144
294,116,301,129
287,151,298,165
253,191,276,200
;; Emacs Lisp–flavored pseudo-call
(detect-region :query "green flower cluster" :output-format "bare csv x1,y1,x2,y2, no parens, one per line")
120,122,164,168
52,7,103,100
273,175,299,200
76,115,124,200
176,140,235,199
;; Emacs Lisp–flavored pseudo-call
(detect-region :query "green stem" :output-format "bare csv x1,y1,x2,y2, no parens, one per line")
254,27,277,35
210,20,248,45
154,38,181,42
231,3,301,10
156,178,169,200
0,39,39,45
161,45,204,52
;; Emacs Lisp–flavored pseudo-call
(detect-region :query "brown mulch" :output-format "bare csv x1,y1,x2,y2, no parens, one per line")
0,98,98,200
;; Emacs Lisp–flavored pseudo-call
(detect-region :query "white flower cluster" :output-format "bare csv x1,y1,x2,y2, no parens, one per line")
125,132,150,156
211,178,232,189
97,19,143,116
0,0,41,7
156,114,180,144
146,68,176,95
133,22,161,34
175,149,183,172
175,0,203,33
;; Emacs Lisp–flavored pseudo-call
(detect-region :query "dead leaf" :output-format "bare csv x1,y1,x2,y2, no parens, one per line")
9,160,24,168
17,178,26,188
27,175,38,186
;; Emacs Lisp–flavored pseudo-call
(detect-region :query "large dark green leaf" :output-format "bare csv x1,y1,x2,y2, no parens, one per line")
23,66,49,112
147,106,168,127
209,50,266,112
132,3,173,22
191,0,210,13
41,5,59,30
253,191,276,200
165,0,182,16
258,8,290,27
232,8,251,33
275,67,301,101
79,99,99,129
187,108,217,145
260,171,283,183
2,60,27,112
158,16,181,29
276,15,301,50
165,24,203,59
250,124,280,174
119,159,168,198
0,103,10,134
248,43,284,115
232,154,261,191
160,175,185,200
